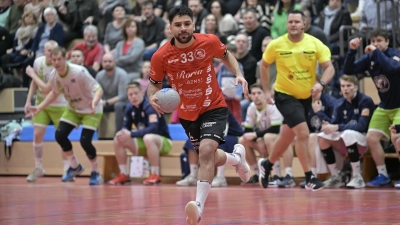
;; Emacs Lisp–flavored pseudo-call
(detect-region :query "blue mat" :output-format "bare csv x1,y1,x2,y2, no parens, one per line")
19,125,98,142
168,124,187,141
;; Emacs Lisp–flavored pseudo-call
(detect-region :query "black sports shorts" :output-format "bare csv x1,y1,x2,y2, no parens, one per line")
274,91,311,128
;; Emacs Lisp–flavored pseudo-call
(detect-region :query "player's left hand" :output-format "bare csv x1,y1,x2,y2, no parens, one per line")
364,45,377,54
116,129,131,142
321,121,338,134
389,124,397,135
311,82,323,96
89,101,96,114
235,75,249,98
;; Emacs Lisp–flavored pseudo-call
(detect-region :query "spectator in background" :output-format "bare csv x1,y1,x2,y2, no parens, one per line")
140,0,165,61
206,0,237,36
303,9,329,47
243,9,270,61
69,49,97,78
0,26,12,61
0,0,11,27
237,0,273,34
5,0,25,39
69,25,104,72
201,14,226,44
317,0,352,55
188,0,208,33
160,22,174,47
57,0,99,46
270,0,301,38
114,19,145,81
135,61,151,95
103,4,126,53
96,53,129,133
99,0,130,31
24,0,44,21
256,36,276,84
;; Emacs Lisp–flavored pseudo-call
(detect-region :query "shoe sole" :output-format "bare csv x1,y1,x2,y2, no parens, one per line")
185,201,199,225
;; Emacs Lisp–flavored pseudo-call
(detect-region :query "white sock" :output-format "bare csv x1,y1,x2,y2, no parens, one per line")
251,163,258,175
225,152,240,166
311,167,317,176
273,161,281,177
33,143,43,169
351,161,361,176
285,167,292,177
63,160,70,172
328,164,338,177
151,166,160,175
377,165,388,177
67,154,79,168
190,164,198,178
91,160,98,172
119,164,128,175
216,165,225,177
195,180,211,215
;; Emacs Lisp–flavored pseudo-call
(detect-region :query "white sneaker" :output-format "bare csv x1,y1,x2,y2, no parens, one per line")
257,158,265,179
176,175,197,186
233,144,250,182
185,201,201,225
346,174,366,189
27,168,45,182
211,176,227,187
324,175,344,188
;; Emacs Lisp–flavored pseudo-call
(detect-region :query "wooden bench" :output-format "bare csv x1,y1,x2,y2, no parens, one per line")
362,153,398,181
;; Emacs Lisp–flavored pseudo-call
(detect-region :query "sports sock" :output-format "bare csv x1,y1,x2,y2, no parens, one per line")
151,166,160,175
273,161,281,177
285,167,292,177
91,160,98,172
351,161,361,176
63,160,70,172
377,165,388,177
216,165,225,177
225,152,240,165
33,143,43,169
67,154,79,169
119,164,128,175
251,163,258,175
190,164,198,178
195,180,211,215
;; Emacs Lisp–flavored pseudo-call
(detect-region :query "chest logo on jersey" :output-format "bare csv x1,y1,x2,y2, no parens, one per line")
373,75,390,93
194,49,206,60
176,69,203,80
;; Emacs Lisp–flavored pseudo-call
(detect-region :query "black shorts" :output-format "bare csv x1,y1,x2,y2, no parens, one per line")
180,107,228,154
274,91,311,128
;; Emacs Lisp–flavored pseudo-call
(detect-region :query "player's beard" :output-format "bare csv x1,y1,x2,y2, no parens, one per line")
175,32,193,44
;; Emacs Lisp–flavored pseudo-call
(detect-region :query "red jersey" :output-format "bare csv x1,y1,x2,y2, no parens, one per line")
150,33,227,121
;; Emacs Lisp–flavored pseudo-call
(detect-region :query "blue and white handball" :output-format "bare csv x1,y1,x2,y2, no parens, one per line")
156,88,181,113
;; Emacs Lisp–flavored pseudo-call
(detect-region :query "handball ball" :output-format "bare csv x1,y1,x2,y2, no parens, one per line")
156,88,181,113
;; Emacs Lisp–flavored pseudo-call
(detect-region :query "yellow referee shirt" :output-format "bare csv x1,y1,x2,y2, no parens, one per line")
262,33,331,99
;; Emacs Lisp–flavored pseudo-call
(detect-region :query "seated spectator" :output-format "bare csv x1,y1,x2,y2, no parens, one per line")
256,36,276,84
207,0,237,36
108,81,172,185
176,109,243,186
24,0,44,21
237,0,273,34
1,11,38,75
242,9,270,60
239,83,294,187
140,0,165,60
201,13,226,44
188,0,208,33
135,61,150,95
69,49,97,78
56,0,99,46
99,0,130,31
96,53,129,133
318,75,375,189
0,0,11,27
5,0,25,39
103,4,126,53
114,19,145,81
159,22,173,47
0,26,13,62
69,25,104,72
270,0,301,38
317,0,352,55
303,9,329,47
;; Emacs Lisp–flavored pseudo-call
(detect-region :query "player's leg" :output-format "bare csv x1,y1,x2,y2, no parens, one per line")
318,133,345,188
340,130,367,188
108,131,138,185
212,135,238,187
81,113,103,185
262,133,282,186
299,133,323,188
176,140,198,186
239,136,261,185
278,143,295,188
390,109,400,188
366,108,392,187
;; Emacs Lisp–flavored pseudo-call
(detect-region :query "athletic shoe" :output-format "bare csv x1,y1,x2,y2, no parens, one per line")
394,180,400,189
62,164,84,182
143,173,161,185
62,171,75,182
108,173,130,185
26,168,45,182
366,174,392,187
176,175,197,186
268,175,282,187
232,144,250,183
299,180,306,188
305,175,325,191
185,201,201,225
241,174,259,185
89,171,103,185
346,174,366,188
277,174,296,188
258,158,272,188
211,176,227,187
323,175,344,188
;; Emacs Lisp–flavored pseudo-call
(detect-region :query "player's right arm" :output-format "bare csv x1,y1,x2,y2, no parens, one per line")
147,52,165,116
29,72,61,116
25,81,37,114
259,40,276,104
26,65,52,94
343,38,370,75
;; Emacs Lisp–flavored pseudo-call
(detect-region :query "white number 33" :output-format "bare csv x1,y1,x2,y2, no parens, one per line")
180,52,194,63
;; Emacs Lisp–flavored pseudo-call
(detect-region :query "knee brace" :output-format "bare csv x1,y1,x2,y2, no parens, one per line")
80,129,97,159
55,122,74,152
346,143,360,162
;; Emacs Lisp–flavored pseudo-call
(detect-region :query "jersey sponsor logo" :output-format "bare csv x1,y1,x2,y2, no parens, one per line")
149,114,158,123
373,75,390,93
186,104,198,111
167,73,174,81
168,58,179,64
205,85,212,95
310,115,322,130
361,108,370,116
182,88,203,98
279,51,292,55
189,132,198,142
347,120,357,125
203,98,211,107
201,122,216,128
176,69,203,80
343,110,347,119
206,74,212,84
194,49,206,60
185,78,203,85
354,108,359,114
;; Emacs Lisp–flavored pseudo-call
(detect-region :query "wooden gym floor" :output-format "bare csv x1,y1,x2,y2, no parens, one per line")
1,177,400,225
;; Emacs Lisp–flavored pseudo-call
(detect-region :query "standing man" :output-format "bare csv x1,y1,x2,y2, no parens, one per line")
343,29,400,188
147,5,249,225
24,40,69,182
26,47,104,185
258,10,335,191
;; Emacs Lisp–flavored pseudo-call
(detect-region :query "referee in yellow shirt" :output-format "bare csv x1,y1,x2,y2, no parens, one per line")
258,10,335,191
